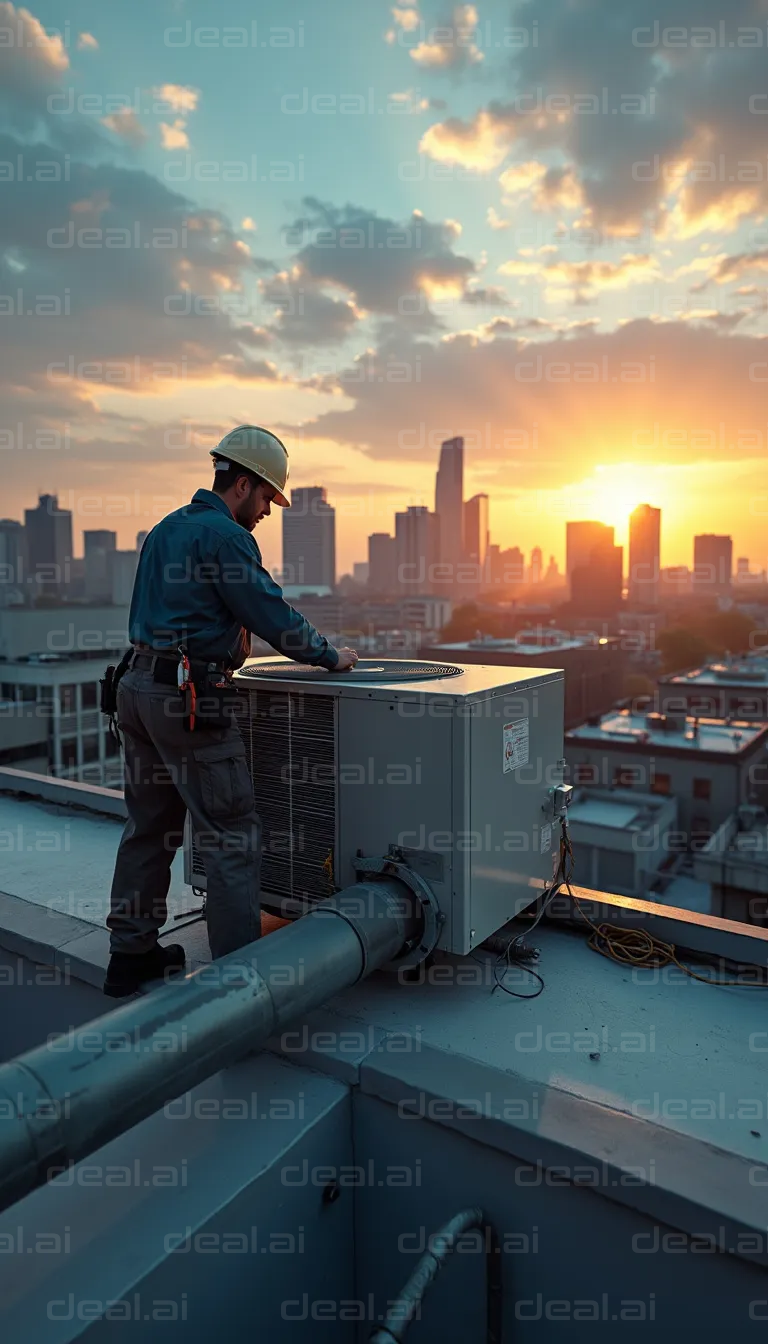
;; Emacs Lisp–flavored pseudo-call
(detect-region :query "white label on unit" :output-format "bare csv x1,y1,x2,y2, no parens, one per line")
540,823,552,853
503,718,529,773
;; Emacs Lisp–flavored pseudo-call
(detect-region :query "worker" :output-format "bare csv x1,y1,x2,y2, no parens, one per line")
103,425,358,997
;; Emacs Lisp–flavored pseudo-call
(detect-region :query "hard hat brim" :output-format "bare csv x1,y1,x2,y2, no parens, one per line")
210,446,290,505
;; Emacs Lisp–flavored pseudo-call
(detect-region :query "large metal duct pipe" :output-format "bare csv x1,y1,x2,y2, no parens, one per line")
0,880,420,1215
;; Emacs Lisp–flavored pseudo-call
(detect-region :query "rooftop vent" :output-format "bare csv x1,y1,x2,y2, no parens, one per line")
711,662,766,683
645,711,687,733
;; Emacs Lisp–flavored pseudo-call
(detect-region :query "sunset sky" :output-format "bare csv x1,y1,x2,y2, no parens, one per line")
2,0,768,574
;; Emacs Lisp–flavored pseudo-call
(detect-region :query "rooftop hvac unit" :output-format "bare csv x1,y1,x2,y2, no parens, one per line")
183,657,566,954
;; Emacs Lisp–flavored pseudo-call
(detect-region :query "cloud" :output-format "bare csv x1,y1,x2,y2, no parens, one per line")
487,207,511,231
159,119,189,150
153,84,200,115
710,250,768,284
283,199,477,319
241,217,257,232
418,0,768,234
0,2,71,140
261,271,361,345
391,6,421,33
462,285,513,307
420,108,513,170
499,252,661,302
101,108,148,147
0,127,285,437
410,5,483,70
77,32,98,51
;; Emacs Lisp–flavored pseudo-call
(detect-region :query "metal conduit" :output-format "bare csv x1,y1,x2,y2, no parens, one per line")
0,880,419,1215
369,1207,502,1343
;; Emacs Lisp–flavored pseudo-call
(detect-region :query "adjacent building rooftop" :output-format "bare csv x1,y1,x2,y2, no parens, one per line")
567,708,768,757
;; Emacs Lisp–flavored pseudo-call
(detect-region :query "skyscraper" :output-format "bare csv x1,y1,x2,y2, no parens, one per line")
84,530,117,602
529,546,543,585
367,532,398,593
566,521,613,593
463,493,489,595
282,487,336,591
395,506,439,595
0,519,26,607
24,494,72,597
628,504,661,608
434,436,464,592
568,521,623,613
693,534,733,596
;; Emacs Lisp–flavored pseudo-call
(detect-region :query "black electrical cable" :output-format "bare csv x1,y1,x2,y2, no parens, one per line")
473,836,569,1000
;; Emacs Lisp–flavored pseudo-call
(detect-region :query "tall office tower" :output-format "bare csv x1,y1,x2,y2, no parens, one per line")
394,506,439,595
693,534,733,597
566,520,614,594
543,555,560,587
529,546,543,585
367,533,398,593
463,493,489,595
569,526,623,614
434,436,464,592
282,486,336,591
84,530,117,602
628,504,661,608
0,519,26,606
736,557,750,583
109,550,140,605
24,494,73,597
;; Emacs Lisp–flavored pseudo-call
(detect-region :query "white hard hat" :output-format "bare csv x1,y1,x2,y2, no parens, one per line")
211,425,290,507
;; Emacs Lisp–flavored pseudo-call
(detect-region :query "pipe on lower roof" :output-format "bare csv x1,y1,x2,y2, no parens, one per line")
0,879,420,1215
368,1206,502,1343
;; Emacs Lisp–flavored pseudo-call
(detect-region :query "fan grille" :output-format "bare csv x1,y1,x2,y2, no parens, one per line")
237,658,462,683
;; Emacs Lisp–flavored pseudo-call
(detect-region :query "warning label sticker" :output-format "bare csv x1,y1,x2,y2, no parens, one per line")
540,823,552,853
503,718,529,773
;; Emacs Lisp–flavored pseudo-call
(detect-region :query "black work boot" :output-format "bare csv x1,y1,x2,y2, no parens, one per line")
103,943,186,998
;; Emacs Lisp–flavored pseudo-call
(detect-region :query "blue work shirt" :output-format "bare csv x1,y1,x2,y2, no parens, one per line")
128,489,339,670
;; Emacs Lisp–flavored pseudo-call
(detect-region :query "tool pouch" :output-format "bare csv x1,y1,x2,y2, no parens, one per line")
192,676,245,729
99,648,133,743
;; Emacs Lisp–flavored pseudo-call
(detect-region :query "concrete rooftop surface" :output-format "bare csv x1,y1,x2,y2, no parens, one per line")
1,784,767,1171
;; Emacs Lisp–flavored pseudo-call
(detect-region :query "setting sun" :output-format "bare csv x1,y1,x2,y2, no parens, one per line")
576,464,668,541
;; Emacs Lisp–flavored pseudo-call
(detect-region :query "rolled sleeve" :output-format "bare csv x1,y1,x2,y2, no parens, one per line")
214,535,338,669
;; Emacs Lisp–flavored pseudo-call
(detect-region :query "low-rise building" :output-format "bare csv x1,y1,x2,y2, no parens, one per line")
0,652,123,786
566,708,768,844
692,803,768,925
567,786,678,898
658,650,768,720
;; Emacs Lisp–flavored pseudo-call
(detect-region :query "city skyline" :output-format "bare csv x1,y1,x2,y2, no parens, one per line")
4,480,766,597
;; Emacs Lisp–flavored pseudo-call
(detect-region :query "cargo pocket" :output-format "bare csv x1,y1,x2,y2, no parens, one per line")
193,737,253,821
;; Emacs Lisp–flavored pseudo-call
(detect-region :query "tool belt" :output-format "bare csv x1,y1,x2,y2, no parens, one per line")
130,646,243,731
100,646,243,736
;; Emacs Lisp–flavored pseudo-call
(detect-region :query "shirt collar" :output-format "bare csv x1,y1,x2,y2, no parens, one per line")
191,488,234,519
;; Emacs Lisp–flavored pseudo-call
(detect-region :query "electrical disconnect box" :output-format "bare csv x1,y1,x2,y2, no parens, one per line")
184,658,566,954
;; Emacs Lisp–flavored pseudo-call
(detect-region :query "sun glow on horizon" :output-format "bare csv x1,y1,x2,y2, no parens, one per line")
577,463,667,542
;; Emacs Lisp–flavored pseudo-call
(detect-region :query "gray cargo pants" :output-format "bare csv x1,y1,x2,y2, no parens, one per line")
107,666,262,959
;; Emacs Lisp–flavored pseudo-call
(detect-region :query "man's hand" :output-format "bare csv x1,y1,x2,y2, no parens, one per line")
334,647,359,672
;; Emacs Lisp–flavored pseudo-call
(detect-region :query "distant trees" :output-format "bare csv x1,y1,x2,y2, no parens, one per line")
658,610,757,672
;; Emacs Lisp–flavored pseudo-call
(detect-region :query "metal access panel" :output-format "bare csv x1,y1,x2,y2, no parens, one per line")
186,658,565,951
